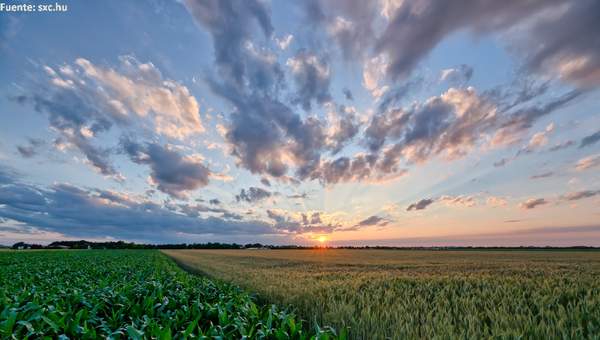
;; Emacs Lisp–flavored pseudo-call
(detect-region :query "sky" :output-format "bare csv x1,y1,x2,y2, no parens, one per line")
0,0,599,246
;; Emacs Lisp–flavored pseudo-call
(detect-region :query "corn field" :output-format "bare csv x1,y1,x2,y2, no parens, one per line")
0,250,339,339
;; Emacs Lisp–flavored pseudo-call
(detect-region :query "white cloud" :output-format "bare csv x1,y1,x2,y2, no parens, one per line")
68,56,204,140
363,54,390,98
275,34,293,50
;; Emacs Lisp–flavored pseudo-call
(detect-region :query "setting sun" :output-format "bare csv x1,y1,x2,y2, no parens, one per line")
317,236,327,244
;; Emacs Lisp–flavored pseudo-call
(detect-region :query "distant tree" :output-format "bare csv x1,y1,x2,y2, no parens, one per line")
12,242,43,249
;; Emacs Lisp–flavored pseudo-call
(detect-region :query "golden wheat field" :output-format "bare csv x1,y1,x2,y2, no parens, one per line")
163,249,600,339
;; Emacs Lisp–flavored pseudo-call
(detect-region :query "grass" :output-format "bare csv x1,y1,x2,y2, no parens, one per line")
0,250,339,339
163,249,600,339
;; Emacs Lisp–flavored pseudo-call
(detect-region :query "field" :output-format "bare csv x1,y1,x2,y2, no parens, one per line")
164,249,600,339
0,250,338,339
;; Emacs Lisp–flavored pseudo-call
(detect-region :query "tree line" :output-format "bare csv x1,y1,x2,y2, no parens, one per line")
10,240,600,250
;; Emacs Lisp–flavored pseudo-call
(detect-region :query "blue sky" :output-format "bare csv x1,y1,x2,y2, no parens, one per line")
0,0,599,246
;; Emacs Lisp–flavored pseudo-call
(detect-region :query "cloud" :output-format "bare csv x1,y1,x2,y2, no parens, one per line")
266,209,302,232
372,0,600,89
267,209,338,234
236,187,272,203
172,201,247,222
519,1,600,88
492,92,579,147
530,172,554,179
439,195,476,207
287,193,308,199
486,196,508,207
308,153,408,185
406,198,434,211
287,50,332,111
324,105,360,154
365,87,497,163
375,1,561,80
73,57,204,139
303,0,380,60
260,177,271,187
493,158,511,168
519,198,547,210
548,140,574,152
183,0,586,189
406,194,505,210
495,121,566,168
355,215,389,227
520,122,554,153
184,0,342,182
183,0,275,89
0,176,274,240
16,138,44,158
343,88,354,101
575,154,600,171
15,57,203,179
275,34,294,50
209,199,221,205
439,64,474,85
490,90,580,147
302,212,322,225
0,166,19,185
580,130,600,148
561,190,600,201
362,54,391,98
121,138,210,199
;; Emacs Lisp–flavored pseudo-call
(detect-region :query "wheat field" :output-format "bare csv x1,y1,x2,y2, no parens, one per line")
163,249,600,339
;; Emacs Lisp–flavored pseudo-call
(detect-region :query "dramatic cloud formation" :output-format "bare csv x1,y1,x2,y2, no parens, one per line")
177,0,590,189
1,0,599,245
0,172,273,240
185,1,321,181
